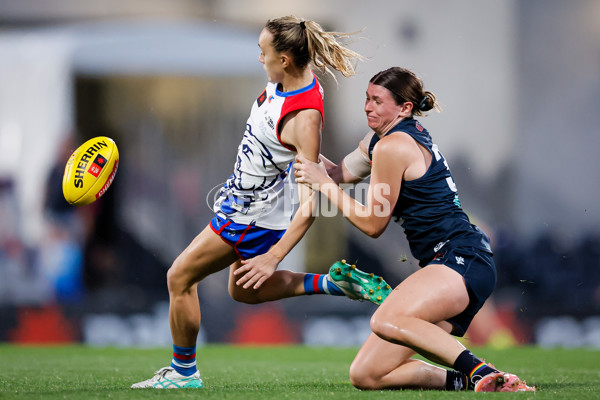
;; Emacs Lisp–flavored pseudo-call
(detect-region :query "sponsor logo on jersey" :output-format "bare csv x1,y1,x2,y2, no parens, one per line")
455,256,465,265
257,89,267,107
415,120,424,132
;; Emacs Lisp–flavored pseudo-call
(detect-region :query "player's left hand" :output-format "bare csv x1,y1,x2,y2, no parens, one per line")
293,154,332,188
234,252,280,289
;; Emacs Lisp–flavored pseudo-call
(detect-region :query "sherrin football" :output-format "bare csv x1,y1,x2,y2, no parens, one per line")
62,136,119,206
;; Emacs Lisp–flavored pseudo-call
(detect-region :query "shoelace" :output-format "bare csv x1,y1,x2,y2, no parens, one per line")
153,367,174,380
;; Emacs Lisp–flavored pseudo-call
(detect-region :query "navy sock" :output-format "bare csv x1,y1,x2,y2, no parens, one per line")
453,350,498,384
445,370,470,391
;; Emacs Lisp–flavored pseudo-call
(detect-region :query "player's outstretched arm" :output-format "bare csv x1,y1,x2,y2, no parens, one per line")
295,133,410,238
320,130,373,185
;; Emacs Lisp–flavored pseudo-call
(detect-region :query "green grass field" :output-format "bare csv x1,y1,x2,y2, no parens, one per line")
1,345,598,399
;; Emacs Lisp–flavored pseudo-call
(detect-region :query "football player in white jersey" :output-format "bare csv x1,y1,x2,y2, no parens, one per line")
132,16,387,389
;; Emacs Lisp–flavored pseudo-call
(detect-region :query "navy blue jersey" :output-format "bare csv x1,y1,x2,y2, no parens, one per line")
368,117,492,266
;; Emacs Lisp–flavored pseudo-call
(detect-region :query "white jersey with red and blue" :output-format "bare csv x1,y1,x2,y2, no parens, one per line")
213,75,324,230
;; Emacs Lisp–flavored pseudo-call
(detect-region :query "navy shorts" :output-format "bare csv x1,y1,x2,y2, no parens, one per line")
209,215,285,260
428,247,496,337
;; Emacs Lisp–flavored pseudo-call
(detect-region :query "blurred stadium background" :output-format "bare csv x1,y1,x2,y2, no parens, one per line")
0,0,599,349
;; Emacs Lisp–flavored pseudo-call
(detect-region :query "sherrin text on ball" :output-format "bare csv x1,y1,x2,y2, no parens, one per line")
62,136,119,206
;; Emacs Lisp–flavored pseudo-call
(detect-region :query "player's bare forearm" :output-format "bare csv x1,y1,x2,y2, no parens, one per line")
320,154,363,184
268,189,316,259
319,154,342,182
317,182,389,238
234,187,316,290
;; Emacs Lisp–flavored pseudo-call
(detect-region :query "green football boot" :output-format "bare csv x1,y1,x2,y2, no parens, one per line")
326,260,393,305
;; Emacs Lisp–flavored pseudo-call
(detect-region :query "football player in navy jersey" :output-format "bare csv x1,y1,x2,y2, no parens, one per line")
132,17,379,389
294,67,535,392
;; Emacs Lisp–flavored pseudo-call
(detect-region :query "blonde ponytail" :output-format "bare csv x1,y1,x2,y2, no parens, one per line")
303,20,365,80
265,16,364,82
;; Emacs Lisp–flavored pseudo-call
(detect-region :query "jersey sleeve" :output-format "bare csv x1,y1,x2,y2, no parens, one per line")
276,79,325,152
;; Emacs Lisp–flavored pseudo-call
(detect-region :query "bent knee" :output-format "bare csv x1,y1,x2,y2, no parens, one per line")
370,314,412,345
349,361,381,390
166,263,179,291
369,313,390,338
167,257,196,294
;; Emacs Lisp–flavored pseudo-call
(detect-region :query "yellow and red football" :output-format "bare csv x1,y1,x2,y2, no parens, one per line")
62,136,119,206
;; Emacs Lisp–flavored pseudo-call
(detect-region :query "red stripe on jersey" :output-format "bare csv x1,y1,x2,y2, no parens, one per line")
276,73,324,152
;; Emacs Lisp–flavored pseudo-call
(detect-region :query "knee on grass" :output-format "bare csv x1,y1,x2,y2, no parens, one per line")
349,361,383,390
